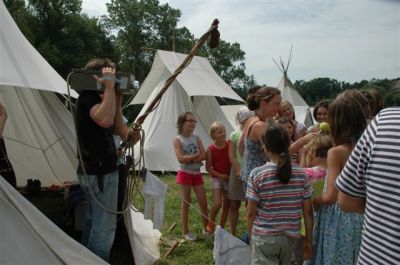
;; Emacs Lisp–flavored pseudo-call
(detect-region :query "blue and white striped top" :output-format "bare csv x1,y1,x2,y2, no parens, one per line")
336,107,400,265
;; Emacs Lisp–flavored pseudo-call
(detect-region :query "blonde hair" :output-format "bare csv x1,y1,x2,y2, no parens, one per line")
279,100,296,120
209,121,225,138
303,132,333,166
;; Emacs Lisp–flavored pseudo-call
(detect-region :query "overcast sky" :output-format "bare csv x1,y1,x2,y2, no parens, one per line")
82,0,399,86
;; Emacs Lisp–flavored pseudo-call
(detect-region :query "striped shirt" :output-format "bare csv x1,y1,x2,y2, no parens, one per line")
336,107,400,265
246,162,312,238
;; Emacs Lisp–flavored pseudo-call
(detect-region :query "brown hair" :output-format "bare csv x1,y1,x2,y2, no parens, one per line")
247,86,281,111
84,58,116,70
341,89,371,119
313,100,331,121
365,88,383,116
277,116,296,141
328,93,366,146
262,122,292,184
176,112,194,134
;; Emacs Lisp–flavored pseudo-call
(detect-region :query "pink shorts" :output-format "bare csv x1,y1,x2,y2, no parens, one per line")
211,177,229,190
176,170,204,186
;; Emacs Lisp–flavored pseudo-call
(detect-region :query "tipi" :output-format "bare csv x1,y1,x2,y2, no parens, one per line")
0,1,78,187
274,50,314,127
129,50,244,172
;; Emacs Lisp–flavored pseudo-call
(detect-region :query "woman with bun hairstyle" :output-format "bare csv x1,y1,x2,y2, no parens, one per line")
238,86,282,193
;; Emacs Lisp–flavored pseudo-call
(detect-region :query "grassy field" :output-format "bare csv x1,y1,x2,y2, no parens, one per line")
155,174,247,265
25,174,248,265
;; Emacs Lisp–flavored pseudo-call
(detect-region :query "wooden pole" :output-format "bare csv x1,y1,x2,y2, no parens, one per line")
133,19,219,127
172,30,176,52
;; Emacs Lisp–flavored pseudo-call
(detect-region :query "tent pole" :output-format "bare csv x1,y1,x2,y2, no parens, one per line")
133,19,220,129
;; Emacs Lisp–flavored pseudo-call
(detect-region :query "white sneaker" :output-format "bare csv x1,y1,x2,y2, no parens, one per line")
183,233,197,241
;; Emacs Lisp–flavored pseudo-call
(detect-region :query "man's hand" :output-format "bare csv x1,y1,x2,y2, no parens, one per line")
90,67,117,128
94,67,116,91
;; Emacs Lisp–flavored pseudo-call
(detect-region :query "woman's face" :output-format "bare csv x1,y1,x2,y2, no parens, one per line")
263,94,282,118
280,104,294,120
316,107,328,123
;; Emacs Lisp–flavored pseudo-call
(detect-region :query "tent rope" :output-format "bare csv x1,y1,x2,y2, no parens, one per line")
64,18,220,215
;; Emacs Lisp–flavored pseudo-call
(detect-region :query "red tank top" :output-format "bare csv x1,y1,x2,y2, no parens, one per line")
209,141,231,177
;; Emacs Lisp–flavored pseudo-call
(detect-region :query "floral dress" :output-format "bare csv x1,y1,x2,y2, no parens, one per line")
241,137,266,192
308,174,364,265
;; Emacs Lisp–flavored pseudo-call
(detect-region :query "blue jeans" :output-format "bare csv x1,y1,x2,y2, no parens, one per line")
78,170,119,261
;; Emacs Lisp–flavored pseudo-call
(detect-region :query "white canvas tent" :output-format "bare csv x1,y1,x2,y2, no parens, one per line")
130,50,244,172
274,54,314,127
220,104,242,129
0,177,108,264
0,4,162,265
0,1,78,188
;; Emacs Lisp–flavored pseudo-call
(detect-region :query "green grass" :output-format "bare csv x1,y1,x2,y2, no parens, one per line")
25,174,248,265
155,174,248,265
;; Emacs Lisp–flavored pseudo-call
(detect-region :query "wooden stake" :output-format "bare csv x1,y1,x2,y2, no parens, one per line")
164,240,180,258
167,222,177,233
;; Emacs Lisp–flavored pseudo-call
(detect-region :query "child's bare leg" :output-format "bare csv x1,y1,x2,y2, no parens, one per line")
229,200,241,236
209,188,222,224
220,189,230,228
180,184,192,234
193,184,209,230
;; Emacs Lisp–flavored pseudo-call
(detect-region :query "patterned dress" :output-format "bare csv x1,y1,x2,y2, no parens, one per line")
308,174,364,265
241,137,266,192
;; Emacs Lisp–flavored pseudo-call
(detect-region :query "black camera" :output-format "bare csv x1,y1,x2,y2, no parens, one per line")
68,69,139,94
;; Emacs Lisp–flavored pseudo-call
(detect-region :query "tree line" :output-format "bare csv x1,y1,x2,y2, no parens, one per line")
5,0,400,119
295,78,400,107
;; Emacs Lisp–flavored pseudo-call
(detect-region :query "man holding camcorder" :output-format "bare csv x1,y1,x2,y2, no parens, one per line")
74,58,138,261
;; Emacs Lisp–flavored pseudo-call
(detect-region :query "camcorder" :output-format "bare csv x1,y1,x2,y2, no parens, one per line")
68,68,139,94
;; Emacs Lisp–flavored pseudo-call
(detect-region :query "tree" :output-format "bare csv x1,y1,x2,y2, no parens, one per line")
6,0,118,78
201,40,256,100
103,0,255,99
295,78,342,105
4,0,36,42
384,92,400,107
103,0,183,82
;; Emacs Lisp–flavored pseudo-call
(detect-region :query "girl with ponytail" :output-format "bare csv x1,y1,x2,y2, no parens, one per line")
246,122,313,264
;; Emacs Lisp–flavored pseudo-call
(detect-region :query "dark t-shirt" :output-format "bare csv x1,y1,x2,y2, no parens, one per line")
75,91,116,175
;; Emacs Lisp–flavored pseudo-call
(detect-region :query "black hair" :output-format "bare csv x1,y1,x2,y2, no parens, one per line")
262,122,292,184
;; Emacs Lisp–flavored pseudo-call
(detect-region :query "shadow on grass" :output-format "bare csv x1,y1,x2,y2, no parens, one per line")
23,174,248,265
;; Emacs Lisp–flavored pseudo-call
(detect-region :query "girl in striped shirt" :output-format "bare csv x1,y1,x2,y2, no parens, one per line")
246,122,313,265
